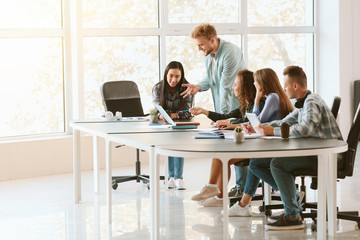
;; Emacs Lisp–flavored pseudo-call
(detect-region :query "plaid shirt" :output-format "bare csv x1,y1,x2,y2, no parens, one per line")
266,93,342,139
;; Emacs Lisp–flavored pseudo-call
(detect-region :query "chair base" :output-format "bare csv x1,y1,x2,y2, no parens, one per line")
112,175,165,190
111,148,165,190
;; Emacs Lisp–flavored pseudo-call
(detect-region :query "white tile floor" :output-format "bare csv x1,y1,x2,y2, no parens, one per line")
1,149,360,240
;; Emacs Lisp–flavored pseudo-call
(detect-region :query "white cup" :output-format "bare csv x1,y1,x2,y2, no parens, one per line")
115,111,122,120
104,111,114,120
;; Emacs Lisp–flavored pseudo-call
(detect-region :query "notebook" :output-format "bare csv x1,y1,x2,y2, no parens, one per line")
155,105,200,127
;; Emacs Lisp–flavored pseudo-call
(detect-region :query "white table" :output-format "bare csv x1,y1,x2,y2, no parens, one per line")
71,122,347,240
70,120,200,195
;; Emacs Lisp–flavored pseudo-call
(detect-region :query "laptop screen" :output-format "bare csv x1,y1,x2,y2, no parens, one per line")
155,105,176,125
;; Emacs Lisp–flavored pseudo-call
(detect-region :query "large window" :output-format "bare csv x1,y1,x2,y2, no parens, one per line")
0,1,64,138
83,36,159,118
168,0,239,23
0,0,315,138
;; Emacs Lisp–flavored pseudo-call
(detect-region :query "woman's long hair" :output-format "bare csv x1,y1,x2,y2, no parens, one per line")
254,68,293,118
160,61,189,109
238,69,256,112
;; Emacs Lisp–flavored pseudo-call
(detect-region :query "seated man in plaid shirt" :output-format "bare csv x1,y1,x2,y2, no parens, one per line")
224,66,342,230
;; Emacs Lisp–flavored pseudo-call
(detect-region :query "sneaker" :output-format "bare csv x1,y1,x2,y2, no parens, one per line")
175,179,186,190
198,196,223,207
221,201,252,217
191,185,220,201
228,186,243,199
265,215,304,230
268,213,284,223
168,177,176,189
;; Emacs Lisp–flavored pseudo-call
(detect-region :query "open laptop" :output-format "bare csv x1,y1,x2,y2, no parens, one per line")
155,105,200,127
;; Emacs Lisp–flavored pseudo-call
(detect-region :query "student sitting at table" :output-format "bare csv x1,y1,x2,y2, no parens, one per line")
190,69,264,198
225,66,342,231
190,68,293,206
152,61,193,190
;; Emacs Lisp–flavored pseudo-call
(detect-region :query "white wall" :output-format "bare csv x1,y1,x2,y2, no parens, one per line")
0,136,151,181
318,0,359,139
353,0,360,102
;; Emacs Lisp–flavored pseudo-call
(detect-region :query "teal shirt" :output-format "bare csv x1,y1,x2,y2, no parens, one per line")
197,38,246,114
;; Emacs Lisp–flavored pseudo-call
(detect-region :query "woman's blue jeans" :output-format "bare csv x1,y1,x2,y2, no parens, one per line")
234,165,248,191
168,156,184,179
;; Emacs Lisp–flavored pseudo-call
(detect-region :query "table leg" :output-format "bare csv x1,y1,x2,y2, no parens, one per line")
164,155,169,190
93,135,100,193
317,153,328,239
150,148,160,240
222,159,229,240
327,153,337,236
73,129,81,203
105,139,112,224
264,182,272,205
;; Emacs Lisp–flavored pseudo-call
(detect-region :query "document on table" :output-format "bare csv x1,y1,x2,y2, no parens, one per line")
193,127,218,132
222,131,261,139
140,124,171,129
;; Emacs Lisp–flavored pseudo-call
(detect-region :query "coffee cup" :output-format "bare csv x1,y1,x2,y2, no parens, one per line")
281,123,290,139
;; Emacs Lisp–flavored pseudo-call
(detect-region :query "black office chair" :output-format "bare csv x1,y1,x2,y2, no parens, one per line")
297,102,360,230
100,80,165,190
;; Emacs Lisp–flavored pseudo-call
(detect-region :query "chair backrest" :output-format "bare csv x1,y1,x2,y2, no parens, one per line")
100,81,145,117
338,103,360,177
331,96,341,119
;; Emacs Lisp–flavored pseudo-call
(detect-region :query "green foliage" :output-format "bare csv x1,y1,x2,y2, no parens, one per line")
234,127,242,132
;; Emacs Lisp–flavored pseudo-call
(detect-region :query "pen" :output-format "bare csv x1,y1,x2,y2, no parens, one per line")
178,109,189,113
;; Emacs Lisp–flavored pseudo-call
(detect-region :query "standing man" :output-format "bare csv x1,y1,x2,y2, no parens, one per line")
181,23,246,114
181,23,247,198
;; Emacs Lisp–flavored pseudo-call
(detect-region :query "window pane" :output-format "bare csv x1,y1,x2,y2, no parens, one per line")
168,0,239,23
166,35,242,111
0,38,64,137
248,33,314,90
0,0,62,28
248,0,313,26
83,0,158,28
83,37,159,118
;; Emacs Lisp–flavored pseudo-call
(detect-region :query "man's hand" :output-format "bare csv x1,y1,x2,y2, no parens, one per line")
180,84,201,98
256,125,275,136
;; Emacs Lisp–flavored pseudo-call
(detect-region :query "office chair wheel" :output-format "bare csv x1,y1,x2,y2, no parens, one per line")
264,209,272,217
147,184,150,190
259,205,265,213
311,223,317,232
112,181,118,190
